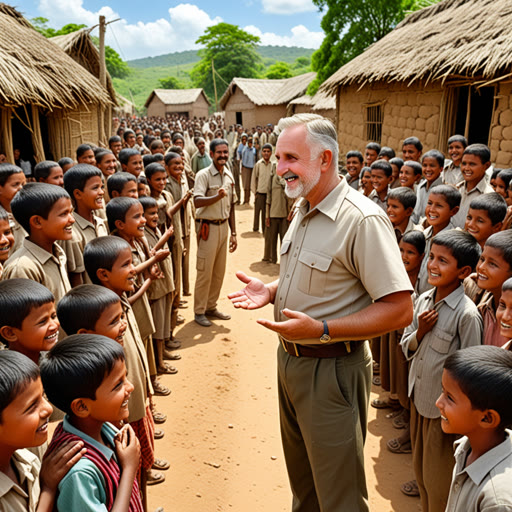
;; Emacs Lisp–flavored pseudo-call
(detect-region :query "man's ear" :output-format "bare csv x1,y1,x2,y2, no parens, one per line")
70,398,90,418
405,207,414,217
480,409,501,429
457,265,473,281
111,190,120,198
77,327,93,335
0,325,17,343
320,149,333,173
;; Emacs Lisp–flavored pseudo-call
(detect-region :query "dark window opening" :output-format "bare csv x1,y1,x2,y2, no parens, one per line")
454,86,494,145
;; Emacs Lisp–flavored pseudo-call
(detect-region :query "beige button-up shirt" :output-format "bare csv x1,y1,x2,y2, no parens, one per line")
0,449,40,512
401,285,483,418
275,179,412,344
2,239,71,302
251,159,273,194
442,160,463,186
445,431,512,512
266,166,289,218
452,177,494,229
194,164,237,220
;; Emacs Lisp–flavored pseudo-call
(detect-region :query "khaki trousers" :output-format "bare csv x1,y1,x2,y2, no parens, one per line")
265,217,289,263
253,192,266,231
170,241,182,332
182,234,191,295
410,402,457,512
278,341,372,512
194,222,228,315
241,166,253,204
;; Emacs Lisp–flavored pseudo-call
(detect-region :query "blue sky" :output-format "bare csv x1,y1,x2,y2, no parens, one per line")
14,0,325,60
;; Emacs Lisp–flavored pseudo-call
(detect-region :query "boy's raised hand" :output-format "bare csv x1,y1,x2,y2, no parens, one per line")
148,263,164,281
417,309,438,342
153,248,170,263
40,440,86,492
115,424,140,473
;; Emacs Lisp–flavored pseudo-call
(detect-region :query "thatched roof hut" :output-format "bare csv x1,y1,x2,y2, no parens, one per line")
220,72,316,128
144,89,210,119
0,4,112,163
320,0,512,166
288,89,336,121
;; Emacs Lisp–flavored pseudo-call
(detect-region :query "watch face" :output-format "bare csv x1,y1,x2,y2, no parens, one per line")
320,334,331,343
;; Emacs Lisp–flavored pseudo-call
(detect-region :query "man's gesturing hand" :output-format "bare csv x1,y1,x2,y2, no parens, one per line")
257,309,322,341
228,271,271,309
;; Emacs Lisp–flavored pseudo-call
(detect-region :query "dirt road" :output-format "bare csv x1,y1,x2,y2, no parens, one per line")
148,204,419,512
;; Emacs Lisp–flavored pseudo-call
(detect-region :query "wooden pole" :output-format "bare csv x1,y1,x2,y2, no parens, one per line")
99,15,106,88
212,59,218,113
464,86,472,141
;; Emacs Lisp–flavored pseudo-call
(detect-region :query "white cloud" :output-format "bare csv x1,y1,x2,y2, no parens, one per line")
261,0,316,15
37,0,222,59
245,24,323,49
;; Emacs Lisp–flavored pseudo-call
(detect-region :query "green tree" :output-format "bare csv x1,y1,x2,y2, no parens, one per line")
191,23,261,102
294,56,311,69
158,76,185,89
308,0,440,94
265,61,293,79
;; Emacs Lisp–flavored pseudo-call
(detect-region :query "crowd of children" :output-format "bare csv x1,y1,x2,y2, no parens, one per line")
1,110,512,511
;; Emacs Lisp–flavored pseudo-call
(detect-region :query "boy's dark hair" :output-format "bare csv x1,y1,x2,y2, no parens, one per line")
401,230,426,255
119,148,140,166
447,134,468,147
484,231,512,269
11,183,71,234
84,236,131,285
422,149,445,168
444,346,512,429
403,160,423,176
76,144,93,159
210,138,229,153
464,144,491,165
164,152,180,165
431,229,481,270
33,161,60,182
107,172,136,198
403,137,423,151
139,196,158,211
40,334,125,415
428,184,461,209
106,196,139,232
0,163,23,186
152,154,164,163
0,279,55,344
346,150,363,163
370,159,393,178
0,206,8,222
58,157,74,169
365,142,381,153
63,164,102,200
378,146,395,159
388,187,417,210
389,157,404,170
143,154,157,168
469,193,507,225
145,162,167,181
57,285,121,335
108,135,122,146
94,149,114,165
172,134,184,143
123,129,135,142
138,176,148,185
262,143,272,151
491,168,502,181
0,351,40,420
359,166,371,178
150,140,164,151
497,168,512,189
503,276,512,293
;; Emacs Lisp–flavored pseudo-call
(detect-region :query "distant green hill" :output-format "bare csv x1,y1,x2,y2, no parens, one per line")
114,45,315,110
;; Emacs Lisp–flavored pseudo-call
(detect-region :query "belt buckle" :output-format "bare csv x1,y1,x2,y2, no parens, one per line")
280,335,300,357
344,341,352,353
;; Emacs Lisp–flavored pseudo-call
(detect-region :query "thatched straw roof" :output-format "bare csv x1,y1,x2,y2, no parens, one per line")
321,0,512,94
289,89,336,111
144,88,210,108
220,72,316,109
0,3,111,110
51,29,117,104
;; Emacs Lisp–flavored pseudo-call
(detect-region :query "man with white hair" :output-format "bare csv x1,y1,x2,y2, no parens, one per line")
229,114,413,511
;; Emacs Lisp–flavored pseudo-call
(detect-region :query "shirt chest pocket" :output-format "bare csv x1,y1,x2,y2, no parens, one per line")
297,249,333,297
430,326,455,354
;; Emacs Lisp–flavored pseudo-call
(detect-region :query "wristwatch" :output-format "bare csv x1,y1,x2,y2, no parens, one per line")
320,320,331,343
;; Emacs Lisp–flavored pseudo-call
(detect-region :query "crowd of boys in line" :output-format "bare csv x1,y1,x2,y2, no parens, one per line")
342,135,512,511
0,111,512,511
0,112,292,511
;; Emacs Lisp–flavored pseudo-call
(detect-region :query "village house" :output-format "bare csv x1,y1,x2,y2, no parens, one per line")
287,88,336,122
144,89,210,119
220,72,316,128
320,0,512,167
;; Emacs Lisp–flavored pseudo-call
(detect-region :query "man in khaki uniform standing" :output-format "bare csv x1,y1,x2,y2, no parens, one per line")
229,114,413,511
194,139,237,327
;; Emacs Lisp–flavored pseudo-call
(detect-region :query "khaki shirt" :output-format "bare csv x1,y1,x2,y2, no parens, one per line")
8,213,26,253
478,293,509,347
266,166,289,218
0,449,40,512
442,160,463,186
165,177,185,240
412,176,443,224
401,285,483,418
368,188,389,212
252,159,273,194
194,164,237,220
121,294,153,422
3,239,71,303
275,179,412,344
160,189,183,252
446,431,512,512
144,226,174,300
452,178,494,229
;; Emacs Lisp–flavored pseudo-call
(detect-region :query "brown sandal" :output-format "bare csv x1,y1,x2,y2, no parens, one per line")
387,437,412,454
400,480,419,497
146,469,165,486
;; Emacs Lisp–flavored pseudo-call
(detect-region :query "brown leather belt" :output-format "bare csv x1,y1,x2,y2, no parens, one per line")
196,219,227,225
279,336,360,358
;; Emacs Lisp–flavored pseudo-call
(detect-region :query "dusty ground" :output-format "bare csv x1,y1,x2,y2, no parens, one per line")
148,204,420,512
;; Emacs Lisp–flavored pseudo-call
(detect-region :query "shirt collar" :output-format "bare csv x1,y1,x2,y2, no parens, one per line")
63,415,118,461
455,431,512,485
209,164,220,176
22,239,64,265
425,283,465,310
0,449,37,499
301,178,346,222
74,213,95,230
